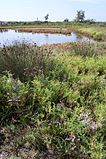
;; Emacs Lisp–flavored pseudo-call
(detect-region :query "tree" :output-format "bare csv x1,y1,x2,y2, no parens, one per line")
75,10,85,22
44,14,49,22
64,18,69,22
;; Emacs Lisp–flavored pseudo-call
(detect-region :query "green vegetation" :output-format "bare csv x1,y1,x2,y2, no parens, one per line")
0,42,106,158
78,26,106,41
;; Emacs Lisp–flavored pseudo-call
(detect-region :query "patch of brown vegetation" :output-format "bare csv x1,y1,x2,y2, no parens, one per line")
42,42,73,52
17,28,73,35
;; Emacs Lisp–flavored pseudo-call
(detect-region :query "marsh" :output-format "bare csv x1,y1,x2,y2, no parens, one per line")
0,29,94,46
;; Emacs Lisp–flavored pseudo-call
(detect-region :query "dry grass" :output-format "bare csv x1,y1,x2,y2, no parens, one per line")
17,28,72,35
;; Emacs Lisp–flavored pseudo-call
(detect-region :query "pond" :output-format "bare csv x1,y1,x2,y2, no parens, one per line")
0,29,94,46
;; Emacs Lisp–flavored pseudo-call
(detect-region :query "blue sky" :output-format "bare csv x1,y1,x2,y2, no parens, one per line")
0,0,105,21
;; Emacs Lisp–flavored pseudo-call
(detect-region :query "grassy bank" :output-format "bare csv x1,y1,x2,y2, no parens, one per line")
77,26,106,41
0,43,106,158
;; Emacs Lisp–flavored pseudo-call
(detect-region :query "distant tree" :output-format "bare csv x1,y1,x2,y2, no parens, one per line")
44,14,49,22
64,18,69,22
75,10,85,22
84,19,95,24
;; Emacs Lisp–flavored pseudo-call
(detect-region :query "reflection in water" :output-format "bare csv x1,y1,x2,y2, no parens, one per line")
75,34,83,41
45,34,49,39
15,29,19,33
45,34,49,43
70,32,94,43
0,29,94,47
0,29,8,33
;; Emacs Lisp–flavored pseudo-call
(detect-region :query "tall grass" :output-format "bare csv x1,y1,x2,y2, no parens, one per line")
71,42,106,56
0,43,52,81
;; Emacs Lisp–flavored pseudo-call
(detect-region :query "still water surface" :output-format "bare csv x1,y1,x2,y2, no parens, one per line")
0,29,94,46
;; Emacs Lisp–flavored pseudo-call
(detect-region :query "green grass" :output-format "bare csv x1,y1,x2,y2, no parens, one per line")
0,43,106,158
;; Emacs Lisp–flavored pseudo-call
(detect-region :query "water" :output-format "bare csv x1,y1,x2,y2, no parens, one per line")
0,29,94,46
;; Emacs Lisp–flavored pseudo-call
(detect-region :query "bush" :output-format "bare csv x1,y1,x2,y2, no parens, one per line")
0,73,30,125
93,32,104,41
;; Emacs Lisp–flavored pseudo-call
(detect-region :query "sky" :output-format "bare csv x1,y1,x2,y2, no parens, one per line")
0,0,105,22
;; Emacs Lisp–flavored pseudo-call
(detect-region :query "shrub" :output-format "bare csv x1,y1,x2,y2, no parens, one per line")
0,73,30,125
93,32,104,41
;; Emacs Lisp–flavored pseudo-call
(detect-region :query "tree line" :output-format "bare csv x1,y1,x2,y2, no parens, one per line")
45,10,95,23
